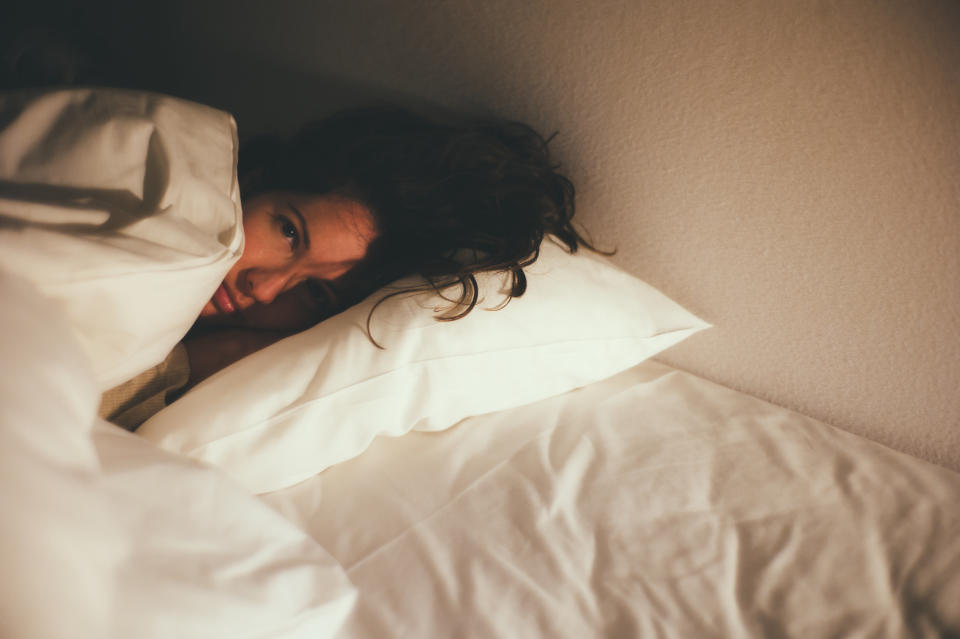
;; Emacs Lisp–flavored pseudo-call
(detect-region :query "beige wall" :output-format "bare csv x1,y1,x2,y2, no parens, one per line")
165,0,959,470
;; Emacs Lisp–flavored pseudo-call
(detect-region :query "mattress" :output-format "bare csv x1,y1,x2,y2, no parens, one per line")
261,360,960,638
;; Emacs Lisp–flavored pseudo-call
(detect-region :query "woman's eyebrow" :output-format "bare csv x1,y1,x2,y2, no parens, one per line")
287,202,311,250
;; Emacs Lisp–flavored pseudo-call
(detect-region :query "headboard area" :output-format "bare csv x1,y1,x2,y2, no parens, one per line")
8,0,959,470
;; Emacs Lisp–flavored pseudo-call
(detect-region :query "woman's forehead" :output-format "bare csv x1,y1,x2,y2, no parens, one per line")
289,191,378,272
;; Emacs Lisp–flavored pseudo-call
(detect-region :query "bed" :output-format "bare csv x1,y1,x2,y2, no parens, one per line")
260,359,960,638
3,89,959,638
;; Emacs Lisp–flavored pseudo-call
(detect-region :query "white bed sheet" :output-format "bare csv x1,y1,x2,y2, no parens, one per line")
261,361,960,638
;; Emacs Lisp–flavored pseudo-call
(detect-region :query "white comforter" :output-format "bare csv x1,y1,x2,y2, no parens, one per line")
0,272,356,639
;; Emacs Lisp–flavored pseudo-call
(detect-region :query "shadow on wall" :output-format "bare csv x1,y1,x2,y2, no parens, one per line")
0,1,179,92
158,46,435,143
1,0,470,143
153,22,512,143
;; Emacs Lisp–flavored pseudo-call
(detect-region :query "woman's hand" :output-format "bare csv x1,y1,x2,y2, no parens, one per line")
181,328,292,390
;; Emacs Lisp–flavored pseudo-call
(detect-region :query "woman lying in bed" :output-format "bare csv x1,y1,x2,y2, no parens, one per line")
100,105,598,429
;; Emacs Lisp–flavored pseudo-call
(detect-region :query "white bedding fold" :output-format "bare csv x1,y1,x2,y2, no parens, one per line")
262,361,960,638
93,421,358,639
1,270,357,639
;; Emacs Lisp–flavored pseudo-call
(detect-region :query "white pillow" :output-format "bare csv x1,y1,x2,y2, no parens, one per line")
139,239,709,494
0,88,243,390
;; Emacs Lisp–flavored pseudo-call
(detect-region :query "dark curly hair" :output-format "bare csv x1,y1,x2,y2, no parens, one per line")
238,105,605,327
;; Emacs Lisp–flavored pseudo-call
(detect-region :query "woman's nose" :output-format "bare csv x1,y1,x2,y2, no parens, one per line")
247,269,292,305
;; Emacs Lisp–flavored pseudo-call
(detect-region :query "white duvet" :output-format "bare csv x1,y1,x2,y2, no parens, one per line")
0,88,243,390
0,272,356,639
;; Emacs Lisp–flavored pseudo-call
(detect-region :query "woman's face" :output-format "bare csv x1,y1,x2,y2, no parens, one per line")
198,191,379,330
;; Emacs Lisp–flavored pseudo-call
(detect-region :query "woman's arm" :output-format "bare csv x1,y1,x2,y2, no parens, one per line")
181,328,291,390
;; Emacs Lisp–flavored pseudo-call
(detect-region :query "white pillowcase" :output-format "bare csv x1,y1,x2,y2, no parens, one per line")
139,239,709,494
0,88,243,389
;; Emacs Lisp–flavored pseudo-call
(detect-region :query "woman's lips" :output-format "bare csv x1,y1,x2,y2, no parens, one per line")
213,284,236,313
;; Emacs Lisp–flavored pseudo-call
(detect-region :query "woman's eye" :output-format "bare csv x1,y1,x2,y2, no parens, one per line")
276,216,300,251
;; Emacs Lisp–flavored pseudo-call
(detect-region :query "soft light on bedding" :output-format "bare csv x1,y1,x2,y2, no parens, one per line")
1,269,357,639
0,272,122,639
261,361,960,637
0,88,242,389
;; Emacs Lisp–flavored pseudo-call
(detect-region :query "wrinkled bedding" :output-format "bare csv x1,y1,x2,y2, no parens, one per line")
262,360,960,638
0,272,355,639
